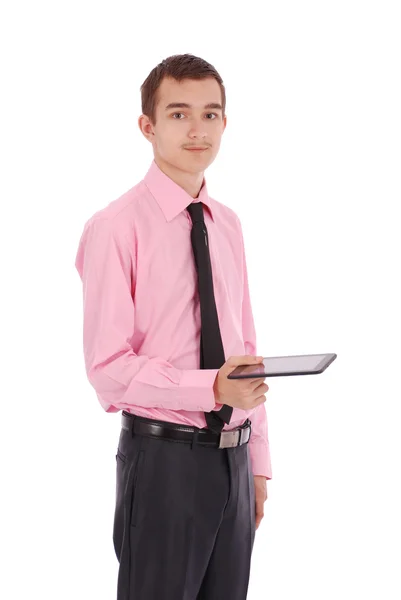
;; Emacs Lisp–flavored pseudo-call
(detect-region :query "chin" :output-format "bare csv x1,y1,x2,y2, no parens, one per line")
186,153,215,169
163,152,215,174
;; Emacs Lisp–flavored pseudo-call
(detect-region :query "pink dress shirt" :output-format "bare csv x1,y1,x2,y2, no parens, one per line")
74,160,272,479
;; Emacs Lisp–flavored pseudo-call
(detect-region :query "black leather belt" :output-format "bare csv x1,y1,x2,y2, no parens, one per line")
121,410,252,449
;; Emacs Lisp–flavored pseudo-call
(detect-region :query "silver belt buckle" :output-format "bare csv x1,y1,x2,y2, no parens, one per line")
219,429,240,449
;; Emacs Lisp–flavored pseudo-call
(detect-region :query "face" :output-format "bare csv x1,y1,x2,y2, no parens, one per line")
139,76,227,176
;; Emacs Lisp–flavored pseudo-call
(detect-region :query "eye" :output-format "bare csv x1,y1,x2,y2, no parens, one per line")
171,112,219,120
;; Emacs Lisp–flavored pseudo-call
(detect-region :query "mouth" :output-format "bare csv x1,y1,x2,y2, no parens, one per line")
185,147,209,153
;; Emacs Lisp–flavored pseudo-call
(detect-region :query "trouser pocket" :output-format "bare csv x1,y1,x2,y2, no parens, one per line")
113,436,145,562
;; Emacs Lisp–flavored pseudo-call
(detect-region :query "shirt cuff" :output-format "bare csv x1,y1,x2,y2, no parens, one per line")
178,368,220,412
248,439,272,480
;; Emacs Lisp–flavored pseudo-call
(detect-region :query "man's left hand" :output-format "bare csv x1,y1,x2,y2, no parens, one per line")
253,475,268,530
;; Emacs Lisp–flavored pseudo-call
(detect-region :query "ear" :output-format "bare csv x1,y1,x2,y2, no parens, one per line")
138,114,155,142
222,114,227,132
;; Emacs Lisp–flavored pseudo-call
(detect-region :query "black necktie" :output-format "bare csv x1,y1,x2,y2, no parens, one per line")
187,201,233,433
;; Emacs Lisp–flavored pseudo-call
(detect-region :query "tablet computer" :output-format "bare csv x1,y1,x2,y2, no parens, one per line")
227,353,337,379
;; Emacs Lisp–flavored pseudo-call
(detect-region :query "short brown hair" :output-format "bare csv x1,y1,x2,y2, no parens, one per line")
140,53,226,125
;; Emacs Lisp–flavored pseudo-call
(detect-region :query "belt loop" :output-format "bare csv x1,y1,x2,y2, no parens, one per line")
130,413,136,439
191,427,200,450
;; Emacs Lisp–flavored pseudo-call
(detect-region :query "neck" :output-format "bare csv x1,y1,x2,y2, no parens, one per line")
154,156,204,199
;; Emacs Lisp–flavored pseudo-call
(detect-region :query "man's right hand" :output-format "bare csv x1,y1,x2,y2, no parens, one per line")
213,355,269,411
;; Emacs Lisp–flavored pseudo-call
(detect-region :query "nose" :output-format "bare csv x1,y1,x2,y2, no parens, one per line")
188,130,207,140
187,119,208,140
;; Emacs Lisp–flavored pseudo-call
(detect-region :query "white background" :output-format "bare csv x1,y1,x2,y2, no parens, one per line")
1,1,400,598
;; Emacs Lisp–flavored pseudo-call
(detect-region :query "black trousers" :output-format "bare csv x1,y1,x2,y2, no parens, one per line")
113,415,256,600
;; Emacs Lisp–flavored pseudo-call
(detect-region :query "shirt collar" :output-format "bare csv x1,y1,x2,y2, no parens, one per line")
143,159,215,223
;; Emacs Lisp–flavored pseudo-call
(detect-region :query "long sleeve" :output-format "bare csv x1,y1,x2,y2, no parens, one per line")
74,218,220,413
237,217,273,480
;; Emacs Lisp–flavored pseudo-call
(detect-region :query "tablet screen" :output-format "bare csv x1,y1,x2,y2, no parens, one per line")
229,353,334,378
261,353,328,374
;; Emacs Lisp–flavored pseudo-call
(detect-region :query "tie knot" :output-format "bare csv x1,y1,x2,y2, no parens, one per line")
187,201,205,224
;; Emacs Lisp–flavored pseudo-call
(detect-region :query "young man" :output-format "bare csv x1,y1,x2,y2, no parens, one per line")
75,53,272,600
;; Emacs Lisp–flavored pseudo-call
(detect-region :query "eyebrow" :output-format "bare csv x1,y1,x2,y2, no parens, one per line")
164,102,223,111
